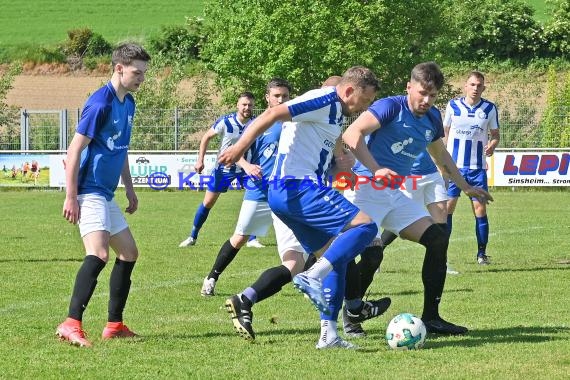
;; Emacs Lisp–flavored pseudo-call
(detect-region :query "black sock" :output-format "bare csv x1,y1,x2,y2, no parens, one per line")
208,240,240,280
380,230,398,247
344,259,361,300
357,245,384,298
68,255,106,321
108,258,136,322
419,224,448,320
251,265,292,303
303,254,317,271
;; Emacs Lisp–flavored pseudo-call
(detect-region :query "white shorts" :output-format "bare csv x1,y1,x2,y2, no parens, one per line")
78,194,128,237
272,212,307,261
343,183,429,235
234,200,272,236
400,172,448,206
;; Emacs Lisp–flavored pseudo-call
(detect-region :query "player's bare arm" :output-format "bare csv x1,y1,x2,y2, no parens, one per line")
485,129,500,156
62,133,91,224
343,110,398,180
195,128,217,174
428,139,493,204
219,104,291,166
121,154,138,214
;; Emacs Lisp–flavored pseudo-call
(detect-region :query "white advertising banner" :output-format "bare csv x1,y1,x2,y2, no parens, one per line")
49,153,223,189
491,151,570,186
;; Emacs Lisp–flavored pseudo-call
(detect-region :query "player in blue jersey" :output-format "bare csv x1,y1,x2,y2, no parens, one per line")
342,151,457,337
56,43,150,347
343,62,492,335
220,67,386,349
199,78,294,296
179,92,255,247
444,71,500,265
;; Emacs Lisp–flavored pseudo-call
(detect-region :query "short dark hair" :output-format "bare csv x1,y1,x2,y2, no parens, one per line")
266,78,292,94
238,91,255,101
467,70,485,82
339,66,379,92
112,43,151,68
410,62,444,91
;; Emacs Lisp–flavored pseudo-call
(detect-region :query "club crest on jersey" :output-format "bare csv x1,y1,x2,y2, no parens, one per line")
476,109,487,120
425,130,433,142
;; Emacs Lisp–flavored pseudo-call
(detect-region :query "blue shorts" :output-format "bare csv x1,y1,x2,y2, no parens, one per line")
204,167,244,193
448,168,488,199
268,180,359,253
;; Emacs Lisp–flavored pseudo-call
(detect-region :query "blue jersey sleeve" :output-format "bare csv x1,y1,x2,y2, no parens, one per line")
368,97,401,127
76,102,110,139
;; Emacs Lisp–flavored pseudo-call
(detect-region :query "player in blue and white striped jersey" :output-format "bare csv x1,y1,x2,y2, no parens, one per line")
179,92,255,247
343,62,492,336
443,71,500,265
219,67,382,349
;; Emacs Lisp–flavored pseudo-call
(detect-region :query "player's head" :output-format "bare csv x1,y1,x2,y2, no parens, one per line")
321,75,342,88
265,78,291,108
236,92,255,120
337,66,379,116
111,43,151,92
406,61,443,116
464,70,486,102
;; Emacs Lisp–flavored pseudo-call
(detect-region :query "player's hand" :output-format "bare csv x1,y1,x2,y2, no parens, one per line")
218,146,243,167
245,164,262,179
63,197,80,224
194,161,205,174
125,189,138,214
373,167,399,184
464,186,493,205
484,144,495,157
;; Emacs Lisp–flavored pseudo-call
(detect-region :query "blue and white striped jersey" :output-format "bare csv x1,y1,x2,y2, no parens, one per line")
211,112,251,173
271,87,344,182
443,97,499,169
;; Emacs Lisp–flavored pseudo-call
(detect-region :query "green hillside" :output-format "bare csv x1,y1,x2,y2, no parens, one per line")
0,0,204,47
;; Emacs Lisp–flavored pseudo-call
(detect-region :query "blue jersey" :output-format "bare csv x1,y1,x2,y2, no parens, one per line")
243,121,282,201
353,95,444,177
410,151,438,175
77,82,135,200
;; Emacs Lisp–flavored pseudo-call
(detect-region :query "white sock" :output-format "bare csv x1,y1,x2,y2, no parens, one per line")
305,257,332,280
318,319,338,345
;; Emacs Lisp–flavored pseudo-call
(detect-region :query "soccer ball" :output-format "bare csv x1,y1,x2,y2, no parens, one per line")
385,313,427,350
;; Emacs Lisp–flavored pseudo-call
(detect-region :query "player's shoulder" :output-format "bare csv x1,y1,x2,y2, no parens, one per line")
480,97,498,108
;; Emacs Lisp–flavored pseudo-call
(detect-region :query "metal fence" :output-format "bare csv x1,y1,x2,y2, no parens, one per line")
0,106,568,151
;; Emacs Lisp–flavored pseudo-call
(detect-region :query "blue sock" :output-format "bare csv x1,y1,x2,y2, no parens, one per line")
475,215,489,255
191,203,211,239
322,222,377,266
447,214,453,236
320,261,346,321
241,287,258,305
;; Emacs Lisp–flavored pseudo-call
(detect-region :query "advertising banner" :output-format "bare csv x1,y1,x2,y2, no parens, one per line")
491,151,570,186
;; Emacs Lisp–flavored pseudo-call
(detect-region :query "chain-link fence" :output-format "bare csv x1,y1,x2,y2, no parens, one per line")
1,106,568,151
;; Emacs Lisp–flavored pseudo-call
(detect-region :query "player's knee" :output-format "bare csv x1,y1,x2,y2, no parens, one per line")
419,224,448,256
361,245,384,269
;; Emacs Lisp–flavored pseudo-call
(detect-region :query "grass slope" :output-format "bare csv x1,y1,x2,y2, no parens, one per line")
0,0,204,47
1,189,569,379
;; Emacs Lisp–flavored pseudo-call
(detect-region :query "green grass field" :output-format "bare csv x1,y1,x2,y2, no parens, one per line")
0,0,204,48
1,189,569,379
